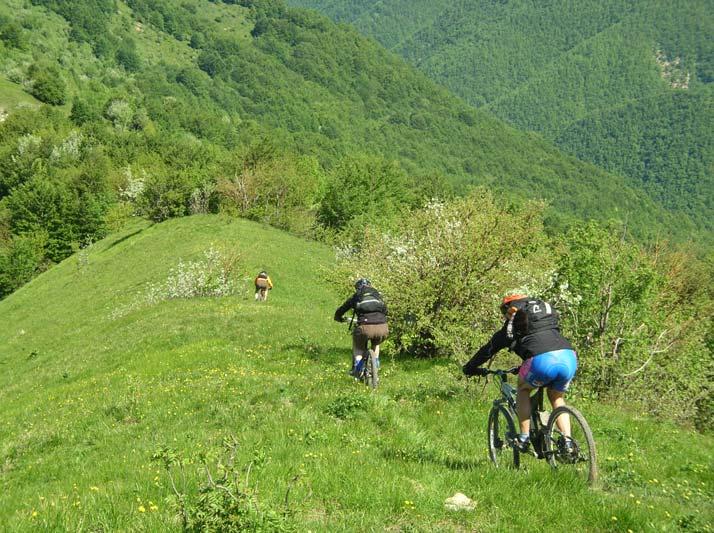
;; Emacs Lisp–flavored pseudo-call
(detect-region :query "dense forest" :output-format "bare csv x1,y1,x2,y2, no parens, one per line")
1,0,696,298
286,0,713,234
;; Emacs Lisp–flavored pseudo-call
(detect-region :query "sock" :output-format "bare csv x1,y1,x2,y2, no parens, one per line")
518,433,529,442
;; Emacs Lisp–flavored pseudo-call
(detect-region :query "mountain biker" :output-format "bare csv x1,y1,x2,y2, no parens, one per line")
334,278,388,377
463,294,577,452
254,271,273,301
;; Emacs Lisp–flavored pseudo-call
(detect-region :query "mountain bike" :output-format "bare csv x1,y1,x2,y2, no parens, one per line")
355,348,379,389
346,315,379,389
255,286,270,301
483,367,598,486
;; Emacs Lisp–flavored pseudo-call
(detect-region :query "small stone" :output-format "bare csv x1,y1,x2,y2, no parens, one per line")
444,492,476,511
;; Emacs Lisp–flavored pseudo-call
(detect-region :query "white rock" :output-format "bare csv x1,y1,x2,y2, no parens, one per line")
444,492,476,511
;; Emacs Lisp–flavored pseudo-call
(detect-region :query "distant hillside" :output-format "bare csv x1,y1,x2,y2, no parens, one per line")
0,0,690,235
286,0,714,234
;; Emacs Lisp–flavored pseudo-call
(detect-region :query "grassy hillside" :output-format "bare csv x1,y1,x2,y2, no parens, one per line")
0,216,712,531
0,0,698,247
0,78,39,115
286,0,714,235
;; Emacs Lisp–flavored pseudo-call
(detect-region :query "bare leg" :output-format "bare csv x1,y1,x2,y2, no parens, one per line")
370,341,380,359
516,379,534,435
352,332,368,369
547,389,571,437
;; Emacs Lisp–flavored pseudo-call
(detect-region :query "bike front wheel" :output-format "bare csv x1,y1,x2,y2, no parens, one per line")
544,405,598,486
487,403,520,469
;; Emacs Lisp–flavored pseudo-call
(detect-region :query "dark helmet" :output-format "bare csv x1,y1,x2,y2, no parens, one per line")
354,278,371,290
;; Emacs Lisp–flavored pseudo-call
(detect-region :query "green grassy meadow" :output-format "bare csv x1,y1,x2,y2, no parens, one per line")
0,77,39,114
0,216,711,531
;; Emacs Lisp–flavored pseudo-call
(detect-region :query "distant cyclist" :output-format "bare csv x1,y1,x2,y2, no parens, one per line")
334,278,388,377
254,271,273,301
463,294,577,452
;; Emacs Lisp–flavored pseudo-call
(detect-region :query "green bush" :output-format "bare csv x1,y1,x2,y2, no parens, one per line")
6,178,77,261
28,63,67,106
0,231,47,297
333,189,550,357
317,155,414,232
0,21,25,49
325,392,369,419
216,142,324,235
70,98,102,126
116,40,141,72
5,174,109,263
547,222,714,426
152,437,293,532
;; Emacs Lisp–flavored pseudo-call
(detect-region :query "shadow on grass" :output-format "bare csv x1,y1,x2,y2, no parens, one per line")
281,342,345,363
386,355,462,378
381,445,487,471
102,225,150,252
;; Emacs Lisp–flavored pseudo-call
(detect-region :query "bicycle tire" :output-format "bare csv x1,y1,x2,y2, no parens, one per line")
364,349,378,389
487,403,520,469
544,405,598,486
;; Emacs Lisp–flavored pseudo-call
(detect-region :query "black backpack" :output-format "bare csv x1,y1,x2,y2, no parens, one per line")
507,299,559,339
355,287,386,314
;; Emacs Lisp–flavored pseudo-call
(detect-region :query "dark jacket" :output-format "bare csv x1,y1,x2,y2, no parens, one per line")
462,298,572,376
334,286,388,325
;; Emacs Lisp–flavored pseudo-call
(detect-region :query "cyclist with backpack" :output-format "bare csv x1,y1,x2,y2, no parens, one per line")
334,278,389,377
463,294,577,452
254,271,273,301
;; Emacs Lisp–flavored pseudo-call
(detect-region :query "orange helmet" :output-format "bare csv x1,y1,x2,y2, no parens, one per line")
500,294,527,314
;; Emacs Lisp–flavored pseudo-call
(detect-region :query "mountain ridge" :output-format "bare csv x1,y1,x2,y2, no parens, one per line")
287,0,713,235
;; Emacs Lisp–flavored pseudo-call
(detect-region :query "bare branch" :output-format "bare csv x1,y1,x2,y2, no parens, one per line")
624,330,674,376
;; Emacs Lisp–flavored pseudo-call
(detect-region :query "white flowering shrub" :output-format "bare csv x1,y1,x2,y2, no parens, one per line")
148,247,239,301
16,133,41,156
119,166,146,202
111,247,241,319
332,189,552,358
162,248,236,299
50,131,83,164
105,99,133,129
189,182,215,215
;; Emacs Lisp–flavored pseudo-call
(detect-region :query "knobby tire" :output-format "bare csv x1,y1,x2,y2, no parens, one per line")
545,405,598,486
487,403,520,469
365,349,378,389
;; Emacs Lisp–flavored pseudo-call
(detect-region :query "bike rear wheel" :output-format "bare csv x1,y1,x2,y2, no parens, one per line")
545,405,598,486
487,403,520,469
362,349,379,389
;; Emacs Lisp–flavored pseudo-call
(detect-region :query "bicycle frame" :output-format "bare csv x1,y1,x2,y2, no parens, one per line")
345,315,379,389
489,367,518,412
488,368,551,459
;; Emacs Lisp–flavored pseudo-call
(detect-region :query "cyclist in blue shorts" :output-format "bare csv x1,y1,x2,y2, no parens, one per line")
463,294,578,452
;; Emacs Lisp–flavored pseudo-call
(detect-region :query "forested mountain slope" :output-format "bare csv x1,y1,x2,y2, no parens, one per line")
286,0,713,234
0,0,688,234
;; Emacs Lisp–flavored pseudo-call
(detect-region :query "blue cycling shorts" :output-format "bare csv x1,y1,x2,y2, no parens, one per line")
519,349,578,392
